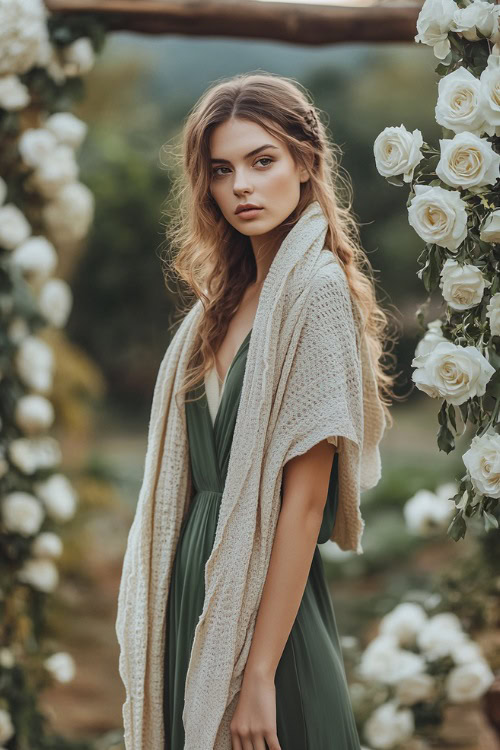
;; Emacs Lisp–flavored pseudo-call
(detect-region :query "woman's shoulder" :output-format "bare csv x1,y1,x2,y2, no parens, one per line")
309,250,348,301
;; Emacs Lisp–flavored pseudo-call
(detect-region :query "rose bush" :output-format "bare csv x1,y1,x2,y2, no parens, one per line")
375,0,500,542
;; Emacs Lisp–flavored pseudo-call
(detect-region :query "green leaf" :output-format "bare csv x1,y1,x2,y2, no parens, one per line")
386,175,405,188
459,401,469,426
435,63,450,76
483,510,499,531
447,512,467,541
438,401,448,426
447,403,457,432
437,423,455,453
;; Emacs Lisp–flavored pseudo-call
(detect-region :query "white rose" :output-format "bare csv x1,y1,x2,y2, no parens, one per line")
373,125,423,183
0,648,15,668
364,701,415,750
38,278,73,328
436,131,500,189
9,235,58,284
415,318,447,358
35,34,53,69
358,634,424,685
43,181,95,244
379,602,428,647
34,473,78,522
14,393,54,434
453,638,484,665
0,74,30,110
31,144,79,199
408,185,468,251
2,491,44,536
486,291,500,336
15,335,54,394
417,612,467,659
0,707,14,744
0,203,31,250
404,488,454,535
61,37,95,76
463,431,500,499
45,112,88,149
44,651,75,682
435,68,486,135
452,0,499,42
0,0,50,76
7,438,38,474
415,0,457,59
0,176,6,205
439,259,491,311
17,557,59,592
7,316,30,344
8,436,61,474
411,340,495,405
31,437,61,469
479,54,500,132
446,660,495,702
480,209,500,243
32,531,63,559
18,127,58,169
358,634,399,681
395,672,436,706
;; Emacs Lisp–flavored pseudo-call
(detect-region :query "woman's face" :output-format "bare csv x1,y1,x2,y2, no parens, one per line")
208,117,309,238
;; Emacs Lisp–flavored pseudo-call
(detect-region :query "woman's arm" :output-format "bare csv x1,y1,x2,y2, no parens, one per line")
230,438,336,750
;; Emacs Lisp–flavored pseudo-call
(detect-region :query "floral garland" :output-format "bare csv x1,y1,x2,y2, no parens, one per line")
374,0,500,544
0,1,106,747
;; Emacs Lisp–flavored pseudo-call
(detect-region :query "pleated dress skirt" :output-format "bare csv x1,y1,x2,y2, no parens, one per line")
163,328,362,749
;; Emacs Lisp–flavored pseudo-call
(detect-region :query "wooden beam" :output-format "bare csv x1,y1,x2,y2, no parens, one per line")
43,0,422,43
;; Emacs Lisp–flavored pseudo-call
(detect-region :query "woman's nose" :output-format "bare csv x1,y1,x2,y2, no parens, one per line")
232,169,252,194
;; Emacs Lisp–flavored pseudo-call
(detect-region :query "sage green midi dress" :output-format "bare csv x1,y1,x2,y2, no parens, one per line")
163,328,362,749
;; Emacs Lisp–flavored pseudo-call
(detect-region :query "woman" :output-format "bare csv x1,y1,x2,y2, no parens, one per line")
116,71,396,750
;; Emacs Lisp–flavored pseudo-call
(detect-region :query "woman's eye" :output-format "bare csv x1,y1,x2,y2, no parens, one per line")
212,157,273,178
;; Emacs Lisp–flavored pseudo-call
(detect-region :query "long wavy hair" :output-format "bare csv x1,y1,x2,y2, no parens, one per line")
161,71,399,426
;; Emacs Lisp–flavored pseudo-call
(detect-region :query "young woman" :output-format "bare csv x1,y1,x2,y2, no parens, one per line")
116,71,396,750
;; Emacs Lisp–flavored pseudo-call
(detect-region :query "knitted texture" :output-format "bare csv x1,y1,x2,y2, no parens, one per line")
115,200,386,749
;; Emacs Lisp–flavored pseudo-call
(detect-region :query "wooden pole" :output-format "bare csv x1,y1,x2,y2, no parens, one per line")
44,0,422,43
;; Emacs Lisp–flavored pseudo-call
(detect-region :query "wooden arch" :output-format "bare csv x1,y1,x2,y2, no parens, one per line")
44,0,423,44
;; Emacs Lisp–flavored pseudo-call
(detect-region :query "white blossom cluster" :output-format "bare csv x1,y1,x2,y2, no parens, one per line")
414,0,499,60
0,0,96,110
0,0,98,730
355,603,495,750
374,0,500,531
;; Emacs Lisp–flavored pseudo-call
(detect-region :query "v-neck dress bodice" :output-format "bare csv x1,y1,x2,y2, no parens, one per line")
163,328,362,749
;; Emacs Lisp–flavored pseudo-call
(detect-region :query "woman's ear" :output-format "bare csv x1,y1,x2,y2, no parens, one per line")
299,165,311,184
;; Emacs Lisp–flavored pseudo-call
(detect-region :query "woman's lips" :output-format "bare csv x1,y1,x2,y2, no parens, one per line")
236,208,264,219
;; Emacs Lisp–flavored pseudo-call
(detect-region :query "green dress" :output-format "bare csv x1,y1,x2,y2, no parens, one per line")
163,328,361,749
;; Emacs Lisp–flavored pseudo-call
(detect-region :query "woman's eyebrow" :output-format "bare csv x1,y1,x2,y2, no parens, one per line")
210,144,279,164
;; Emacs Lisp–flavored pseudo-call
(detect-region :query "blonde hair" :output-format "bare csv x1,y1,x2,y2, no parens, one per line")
161,71,399,426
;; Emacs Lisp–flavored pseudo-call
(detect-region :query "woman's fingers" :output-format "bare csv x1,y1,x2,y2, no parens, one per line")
264,732,281,750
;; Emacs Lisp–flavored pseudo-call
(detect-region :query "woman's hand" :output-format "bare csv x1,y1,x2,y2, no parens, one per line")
230,669,282,750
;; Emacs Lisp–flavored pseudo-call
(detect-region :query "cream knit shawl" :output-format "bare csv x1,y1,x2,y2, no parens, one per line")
115,200,386,749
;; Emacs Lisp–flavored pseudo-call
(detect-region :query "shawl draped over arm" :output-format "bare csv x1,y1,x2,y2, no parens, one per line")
115,200,387,749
